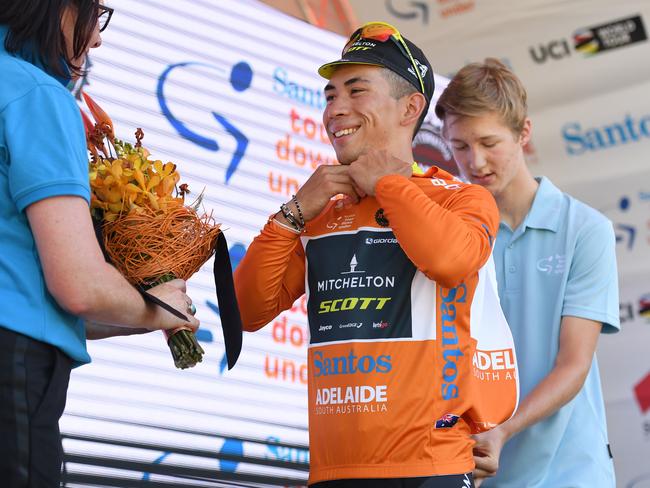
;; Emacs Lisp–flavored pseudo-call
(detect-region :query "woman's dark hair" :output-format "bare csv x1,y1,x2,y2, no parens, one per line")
0,0,99,77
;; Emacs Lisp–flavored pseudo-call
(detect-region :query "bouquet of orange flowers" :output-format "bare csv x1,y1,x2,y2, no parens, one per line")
81,92,241,369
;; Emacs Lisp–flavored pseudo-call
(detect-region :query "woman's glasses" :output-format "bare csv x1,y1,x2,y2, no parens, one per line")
98,5,113,33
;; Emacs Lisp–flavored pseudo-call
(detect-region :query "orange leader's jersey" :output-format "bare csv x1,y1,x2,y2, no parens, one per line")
234,168,516,484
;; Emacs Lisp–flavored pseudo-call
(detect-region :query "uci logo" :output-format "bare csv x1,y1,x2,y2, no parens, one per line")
529,39,572,63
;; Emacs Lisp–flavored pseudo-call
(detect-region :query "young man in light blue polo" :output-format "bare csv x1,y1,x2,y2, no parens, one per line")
435,58,620,488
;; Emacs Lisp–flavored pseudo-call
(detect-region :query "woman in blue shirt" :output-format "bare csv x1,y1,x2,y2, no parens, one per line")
0,2,199,485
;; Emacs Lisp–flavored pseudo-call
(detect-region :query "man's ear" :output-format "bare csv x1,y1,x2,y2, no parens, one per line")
401,92,427,129
519,117,532,146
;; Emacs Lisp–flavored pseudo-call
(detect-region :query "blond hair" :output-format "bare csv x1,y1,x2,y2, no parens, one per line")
435,58,528,135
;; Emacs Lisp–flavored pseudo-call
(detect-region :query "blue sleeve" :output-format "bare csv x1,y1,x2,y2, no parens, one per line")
4,83,90,211
562,218,620,333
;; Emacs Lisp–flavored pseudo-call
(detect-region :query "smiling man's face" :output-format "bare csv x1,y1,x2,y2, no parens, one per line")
322,64,402,165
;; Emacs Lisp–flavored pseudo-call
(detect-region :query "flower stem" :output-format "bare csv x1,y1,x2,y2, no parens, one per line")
151,274,204,369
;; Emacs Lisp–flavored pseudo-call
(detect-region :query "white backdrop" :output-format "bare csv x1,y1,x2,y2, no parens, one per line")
348,1,650,486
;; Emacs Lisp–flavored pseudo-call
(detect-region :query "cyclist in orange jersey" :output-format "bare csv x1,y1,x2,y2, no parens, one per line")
235,23,517,488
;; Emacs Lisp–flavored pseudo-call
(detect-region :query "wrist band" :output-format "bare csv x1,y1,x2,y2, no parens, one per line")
280,202,304,232
272,217,301,234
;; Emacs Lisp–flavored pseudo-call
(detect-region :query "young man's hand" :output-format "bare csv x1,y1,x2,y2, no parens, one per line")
286,165,364,222
472,425,508,486
348,148,412,196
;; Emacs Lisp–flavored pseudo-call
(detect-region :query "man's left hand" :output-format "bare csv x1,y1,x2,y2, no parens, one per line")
472,425,508,486
348,149,412,196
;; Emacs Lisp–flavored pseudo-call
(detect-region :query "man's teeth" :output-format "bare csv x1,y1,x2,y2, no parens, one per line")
334,127,358,138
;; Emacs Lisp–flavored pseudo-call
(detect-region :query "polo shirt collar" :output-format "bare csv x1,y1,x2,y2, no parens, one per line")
522,176,563,232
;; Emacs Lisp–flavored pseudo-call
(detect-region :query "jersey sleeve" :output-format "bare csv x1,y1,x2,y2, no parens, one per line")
5,84,90,211
375,174,498,288
562,218,620,333
233,218,306,331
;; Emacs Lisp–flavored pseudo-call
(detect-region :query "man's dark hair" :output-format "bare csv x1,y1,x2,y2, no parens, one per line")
380,67,429,139
0,0,99,77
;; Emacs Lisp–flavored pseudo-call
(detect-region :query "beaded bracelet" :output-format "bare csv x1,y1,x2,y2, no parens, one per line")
291,195,305,228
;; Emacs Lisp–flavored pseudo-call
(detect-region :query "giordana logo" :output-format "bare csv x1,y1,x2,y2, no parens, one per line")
313,350,392,377
529,15,647,63
562,113,650,156
365,237,398,245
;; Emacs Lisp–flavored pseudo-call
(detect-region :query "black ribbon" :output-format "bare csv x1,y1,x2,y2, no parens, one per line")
135,285,190,322
212,232,243,370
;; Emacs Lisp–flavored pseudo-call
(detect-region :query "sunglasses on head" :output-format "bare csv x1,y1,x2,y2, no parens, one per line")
343,21,425,95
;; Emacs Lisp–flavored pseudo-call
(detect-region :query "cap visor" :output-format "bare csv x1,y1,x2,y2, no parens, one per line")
318,60,384,79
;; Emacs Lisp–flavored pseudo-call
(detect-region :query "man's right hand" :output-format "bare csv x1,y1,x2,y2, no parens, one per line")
291,165,365,222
